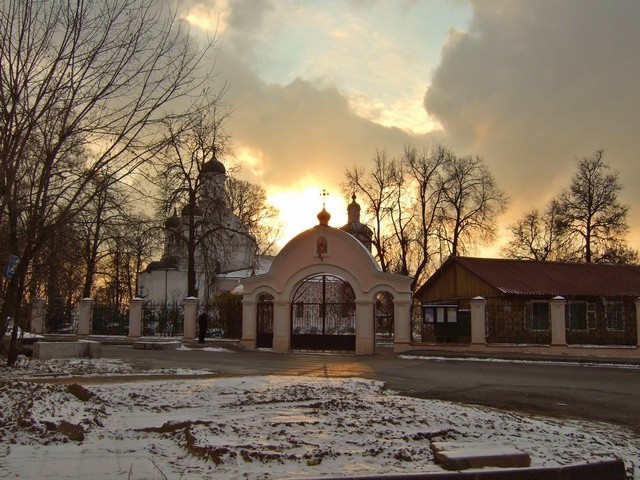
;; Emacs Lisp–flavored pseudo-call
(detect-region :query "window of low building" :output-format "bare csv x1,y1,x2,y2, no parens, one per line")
568,301,596,330
606,301,625,331
524,301,549,331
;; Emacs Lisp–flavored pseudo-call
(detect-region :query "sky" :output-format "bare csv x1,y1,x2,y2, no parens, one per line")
2,357,639,478
180,0,640,253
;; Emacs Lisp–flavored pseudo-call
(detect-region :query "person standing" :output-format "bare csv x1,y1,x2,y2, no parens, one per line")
198,309,208,343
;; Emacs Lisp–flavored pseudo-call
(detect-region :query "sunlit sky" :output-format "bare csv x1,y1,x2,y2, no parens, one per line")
181,0,640,253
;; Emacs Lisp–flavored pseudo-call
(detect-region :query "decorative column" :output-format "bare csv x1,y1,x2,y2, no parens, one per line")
241,299,257,350
128,298,144,339
550,296,567,346
30,298,46,334
77,298,94,337
272,300,291,353
355,300,375,355
393,299,412,353
635,298,640,347
470,296,487,345
183,297,199,342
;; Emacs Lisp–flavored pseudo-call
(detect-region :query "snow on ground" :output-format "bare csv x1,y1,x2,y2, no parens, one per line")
401,355,640,370
0,358,638,479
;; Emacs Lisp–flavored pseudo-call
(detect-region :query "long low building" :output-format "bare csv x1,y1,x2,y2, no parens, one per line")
414,256,640,346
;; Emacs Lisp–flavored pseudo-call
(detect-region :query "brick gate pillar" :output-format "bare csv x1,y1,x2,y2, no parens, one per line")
241,299,257,350
78,298,94,337
356,300,375,355
128,298,144,340
393,300,412,353
183,297,199,342
470,296,487,345
635,298,640,347
550,296,567,346
272,300,291,353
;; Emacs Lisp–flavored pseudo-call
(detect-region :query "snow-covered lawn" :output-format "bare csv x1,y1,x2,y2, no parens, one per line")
0,358,638,479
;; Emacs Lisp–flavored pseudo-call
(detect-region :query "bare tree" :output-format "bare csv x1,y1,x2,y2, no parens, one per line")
556,150,629,263
403,145,449,289
344,146,507,289
438,154,508,257
502,201,579,261
343,151,400,272
0,0,218,363
225,177,281,256
155,106,231,297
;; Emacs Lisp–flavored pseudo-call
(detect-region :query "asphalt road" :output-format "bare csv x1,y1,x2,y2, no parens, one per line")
100,344,640,434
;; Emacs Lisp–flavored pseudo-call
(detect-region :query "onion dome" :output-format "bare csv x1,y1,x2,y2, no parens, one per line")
317,207,331,226
144,257,177,273
164,208,180,229
181,202,203,218
341,193,373,250
202,158,226,175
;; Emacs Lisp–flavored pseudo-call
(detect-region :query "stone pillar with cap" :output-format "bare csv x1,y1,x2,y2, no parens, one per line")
550,296,567,346
183,297,199,342
470,296,487,345
78,298,94,337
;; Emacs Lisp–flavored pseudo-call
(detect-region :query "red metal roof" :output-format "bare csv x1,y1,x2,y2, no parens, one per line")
444,257,640,297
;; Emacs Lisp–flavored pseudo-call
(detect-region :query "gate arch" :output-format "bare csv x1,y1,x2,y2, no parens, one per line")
291,274,356,351
240,214,413,354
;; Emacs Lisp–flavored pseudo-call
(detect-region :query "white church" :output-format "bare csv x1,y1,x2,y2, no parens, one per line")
137,157,273,304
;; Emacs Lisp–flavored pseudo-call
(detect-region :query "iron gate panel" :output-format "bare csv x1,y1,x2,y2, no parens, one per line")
291,274,356,351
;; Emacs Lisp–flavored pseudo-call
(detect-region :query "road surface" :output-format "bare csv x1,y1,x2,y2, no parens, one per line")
100,344,640,433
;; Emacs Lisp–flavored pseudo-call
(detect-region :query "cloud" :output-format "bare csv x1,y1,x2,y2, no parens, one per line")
216,46,419,190
424,0,640,236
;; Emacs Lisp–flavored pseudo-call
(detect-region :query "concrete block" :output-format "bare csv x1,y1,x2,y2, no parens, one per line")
33,341,100,360
79,340,101,358
432,442,530,470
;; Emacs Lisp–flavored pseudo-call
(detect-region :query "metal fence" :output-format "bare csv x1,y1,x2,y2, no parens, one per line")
142,301,184,337
92,303,129,336
44,299,77,334
205,301,243,339
486,300,551,345
565,299,637,346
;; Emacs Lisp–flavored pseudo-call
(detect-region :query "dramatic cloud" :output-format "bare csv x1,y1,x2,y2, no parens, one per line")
424,0,640,244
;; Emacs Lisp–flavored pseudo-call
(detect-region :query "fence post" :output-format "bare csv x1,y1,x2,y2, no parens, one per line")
636,298,640,348
550,296,567,346
241,298,257,349
392,299,412,353
356,300,375,355
30,298,47,334
470,296,487,345
272,300,291,353
128,298,144,339
183,297,199,342
78,298,94,337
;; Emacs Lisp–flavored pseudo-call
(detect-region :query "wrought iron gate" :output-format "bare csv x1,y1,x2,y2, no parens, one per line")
256,294,274,348
291,274,356,351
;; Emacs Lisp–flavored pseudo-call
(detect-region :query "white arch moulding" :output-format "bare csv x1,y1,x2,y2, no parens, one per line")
240,221,414,355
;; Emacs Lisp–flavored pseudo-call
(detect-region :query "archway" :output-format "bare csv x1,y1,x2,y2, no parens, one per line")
291,274,356,351
240,216,414,355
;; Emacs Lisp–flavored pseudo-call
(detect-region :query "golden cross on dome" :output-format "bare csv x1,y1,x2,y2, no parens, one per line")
320,189,329,207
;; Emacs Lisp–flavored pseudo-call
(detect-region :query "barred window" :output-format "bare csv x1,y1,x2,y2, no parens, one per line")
569,302,596,330
606,301,625,331
524,301,549,331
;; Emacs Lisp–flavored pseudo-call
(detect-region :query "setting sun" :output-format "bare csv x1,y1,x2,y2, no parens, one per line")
267,183,348,249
